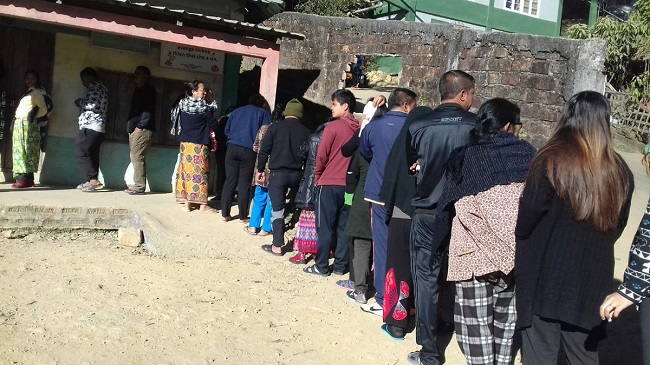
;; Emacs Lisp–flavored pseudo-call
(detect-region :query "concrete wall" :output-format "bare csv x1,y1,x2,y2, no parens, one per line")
41,33,224,191
264,13,606,147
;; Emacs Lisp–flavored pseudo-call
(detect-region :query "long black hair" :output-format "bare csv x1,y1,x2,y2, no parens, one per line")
185,80,203,97
528,91,630,232
471,98,520,144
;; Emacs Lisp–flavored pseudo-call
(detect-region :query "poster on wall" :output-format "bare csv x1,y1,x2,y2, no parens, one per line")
160,43,225,75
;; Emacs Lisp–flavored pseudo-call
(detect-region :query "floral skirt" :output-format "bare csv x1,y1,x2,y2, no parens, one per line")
12,117,40,177
294,209,318,254
175,142,209,204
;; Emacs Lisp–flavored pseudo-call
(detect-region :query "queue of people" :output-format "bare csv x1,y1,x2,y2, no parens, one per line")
8,64,649,365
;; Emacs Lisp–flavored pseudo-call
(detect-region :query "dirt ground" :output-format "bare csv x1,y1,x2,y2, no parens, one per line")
0,150,647,365
0,229,449,365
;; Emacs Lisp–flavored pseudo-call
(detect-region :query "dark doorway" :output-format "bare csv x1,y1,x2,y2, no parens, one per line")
0,25,55,181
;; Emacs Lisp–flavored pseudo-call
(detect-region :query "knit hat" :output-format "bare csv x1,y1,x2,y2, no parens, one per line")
283,98,303,119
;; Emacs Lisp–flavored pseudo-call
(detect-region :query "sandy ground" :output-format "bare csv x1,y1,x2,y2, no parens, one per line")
0,229,436,365
0,151,648,365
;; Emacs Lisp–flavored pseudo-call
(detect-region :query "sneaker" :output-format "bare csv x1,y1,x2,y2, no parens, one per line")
288,252,307,264
406,350,443,365
407,351,422,365
381,324,405,340
336,279,355,290
346,290,367,304
360,303,383,317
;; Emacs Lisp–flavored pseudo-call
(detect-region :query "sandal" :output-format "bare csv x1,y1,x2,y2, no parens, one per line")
261,244,284,256
303,264,330,277
81,184,97,192
221,215,233,222
243,226,259,235
200,207,218,214
258,230,271,237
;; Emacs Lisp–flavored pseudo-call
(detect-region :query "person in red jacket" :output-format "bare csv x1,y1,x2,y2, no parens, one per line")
304,89,360,277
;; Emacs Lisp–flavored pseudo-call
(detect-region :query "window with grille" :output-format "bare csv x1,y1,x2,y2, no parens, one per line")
505,0,539,16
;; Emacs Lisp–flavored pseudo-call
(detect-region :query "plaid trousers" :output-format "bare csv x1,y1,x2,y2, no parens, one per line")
454,273,517,365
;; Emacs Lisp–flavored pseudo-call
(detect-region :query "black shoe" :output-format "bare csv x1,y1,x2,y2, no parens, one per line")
332,270,347,276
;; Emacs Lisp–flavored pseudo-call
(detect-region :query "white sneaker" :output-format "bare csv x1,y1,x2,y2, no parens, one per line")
360,303,383,317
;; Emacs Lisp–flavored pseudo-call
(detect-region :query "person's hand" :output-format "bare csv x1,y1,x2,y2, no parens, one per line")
373,95,387,108
256,172,265,182
134,127,143,133
600,292,635,321
409,160,420,174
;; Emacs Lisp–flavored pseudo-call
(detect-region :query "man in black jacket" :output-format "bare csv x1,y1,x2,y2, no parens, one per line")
125,66,156,195
257,99,310,255
405,70,477,365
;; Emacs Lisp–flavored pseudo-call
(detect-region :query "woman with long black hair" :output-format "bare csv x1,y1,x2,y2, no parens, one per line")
515,91,635,364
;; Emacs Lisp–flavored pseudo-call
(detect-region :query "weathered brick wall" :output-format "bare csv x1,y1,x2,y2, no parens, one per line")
264,13,606,146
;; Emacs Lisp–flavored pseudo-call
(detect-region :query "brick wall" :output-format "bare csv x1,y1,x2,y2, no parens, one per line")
263,13,606,146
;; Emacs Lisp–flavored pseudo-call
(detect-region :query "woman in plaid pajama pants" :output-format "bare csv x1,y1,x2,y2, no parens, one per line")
437,98,535,364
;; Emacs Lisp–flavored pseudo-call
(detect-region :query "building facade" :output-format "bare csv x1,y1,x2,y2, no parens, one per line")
0,0,298,192
374,0,563,36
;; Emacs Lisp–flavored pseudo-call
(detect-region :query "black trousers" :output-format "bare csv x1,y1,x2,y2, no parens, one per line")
268,171,302,247
384,217,414,330
221,144,256,218
315,185,350,274
643,300,650,365
411,213,446,365
76,128,104,181
521,315,600,365
215,147,227,196
352,237,373,293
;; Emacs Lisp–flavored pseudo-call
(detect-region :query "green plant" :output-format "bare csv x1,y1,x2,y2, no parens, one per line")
364,57,379,73
566,0,650,101
293,0,373,17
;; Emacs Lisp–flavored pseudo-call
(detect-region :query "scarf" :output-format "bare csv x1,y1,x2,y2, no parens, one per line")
179,96,210,114
437,132,537,216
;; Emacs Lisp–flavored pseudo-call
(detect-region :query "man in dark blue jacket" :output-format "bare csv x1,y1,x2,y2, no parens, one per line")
358,88,417,317
221,94,271,222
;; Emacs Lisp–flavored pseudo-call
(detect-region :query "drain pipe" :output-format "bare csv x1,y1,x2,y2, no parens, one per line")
347,1,384,16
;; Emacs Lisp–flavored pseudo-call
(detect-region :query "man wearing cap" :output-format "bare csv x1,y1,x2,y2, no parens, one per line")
257,99,310,255
125,65,157,195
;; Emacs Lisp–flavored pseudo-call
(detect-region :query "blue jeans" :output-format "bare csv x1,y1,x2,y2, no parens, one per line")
249,186,272,233
371,203,388,306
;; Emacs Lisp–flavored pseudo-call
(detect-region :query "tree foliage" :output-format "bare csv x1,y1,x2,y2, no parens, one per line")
290,0,374,17
566,0,650,101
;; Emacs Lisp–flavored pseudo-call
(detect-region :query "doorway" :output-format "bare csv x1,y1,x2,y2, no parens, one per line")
0,25,55,182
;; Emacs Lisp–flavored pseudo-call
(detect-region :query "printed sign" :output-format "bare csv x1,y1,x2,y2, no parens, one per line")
160,43,225,75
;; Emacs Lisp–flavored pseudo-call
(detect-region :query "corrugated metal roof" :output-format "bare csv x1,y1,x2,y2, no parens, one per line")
60,0,304,41
249,0,285,5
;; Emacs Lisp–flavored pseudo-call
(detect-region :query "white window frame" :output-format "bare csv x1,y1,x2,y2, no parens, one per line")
504,0,540,17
